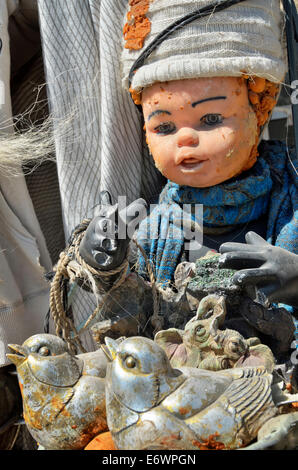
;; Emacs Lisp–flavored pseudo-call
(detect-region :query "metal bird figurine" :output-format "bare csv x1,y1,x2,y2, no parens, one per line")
103,336,298,450
7,334,109,450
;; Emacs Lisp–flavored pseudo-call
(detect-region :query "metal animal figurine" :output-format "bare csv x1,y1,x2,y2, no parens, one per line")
103,336,298,450
242,412,298,450
7,334,109,450
155,295,275,372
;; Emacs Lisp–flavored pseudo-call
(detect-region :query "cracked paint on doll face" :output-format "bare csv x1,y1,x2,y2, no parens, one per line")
142,77,258,188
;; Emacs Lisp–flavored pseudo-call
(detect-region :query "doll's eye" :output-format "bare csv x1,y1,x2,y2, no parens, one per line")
154,121,176,135
201,114,223,126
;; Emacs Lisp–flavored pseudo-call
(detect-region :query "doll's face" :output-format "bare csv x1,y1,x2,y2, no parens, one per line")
142,77,258,187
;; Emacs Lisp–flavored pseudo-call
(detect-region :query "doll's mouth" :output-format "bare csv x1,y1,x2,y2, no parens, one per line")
179,158,207,172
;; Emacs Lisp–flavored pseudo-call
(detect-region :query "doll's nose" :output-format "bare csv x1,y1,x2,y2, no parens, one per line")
176,128,199,148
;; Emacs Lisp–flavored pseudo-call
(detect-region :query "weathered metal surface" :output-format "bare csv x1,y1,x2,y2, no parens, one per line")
7,334,109,450
4,257,296,450
7,331,298,450
241,412,298,450
104,336,296,450
155,295,275,372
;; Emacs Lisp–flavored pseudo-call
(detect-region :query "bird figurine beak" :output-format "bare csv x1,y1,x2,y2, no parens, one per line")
7,344,28,367
101,337,119,361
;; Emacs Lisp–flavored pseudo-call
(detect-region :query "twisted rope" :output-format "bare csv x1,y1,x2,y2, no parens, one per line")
49,250,78,353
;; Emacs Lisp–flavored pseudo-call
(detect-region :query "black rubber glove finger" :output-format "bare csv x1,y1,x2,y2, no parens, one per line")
245,231,269,247
232,267,278,287
219,251,265,270
219,241,264,254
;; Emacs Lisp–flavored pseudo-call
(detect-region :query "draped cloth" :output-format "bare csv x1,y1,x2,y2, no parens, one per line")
0,0,162,365
0,0,52,367
38,0,163,350
137,141,298,286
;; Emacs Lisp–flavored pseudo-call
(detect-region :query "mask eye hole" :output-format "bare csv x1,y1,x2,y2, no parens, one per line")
124,355,136,369
38,346,50,356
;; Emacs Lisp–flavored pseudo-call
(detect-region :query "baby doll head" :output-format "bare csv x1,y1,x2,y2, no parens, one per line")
141,75,280,187
122,0,286,188
141,76,279,187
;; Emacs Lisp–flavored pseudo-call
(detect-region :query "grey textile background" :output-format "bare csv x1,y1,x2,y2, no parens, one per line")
11,53,65,265
38,0,164,350
0,0,53,367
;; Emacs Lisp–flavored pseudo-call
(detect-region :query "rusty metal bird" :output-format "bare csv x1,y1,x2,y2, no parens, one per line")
104,336,298,450
7,334,108,450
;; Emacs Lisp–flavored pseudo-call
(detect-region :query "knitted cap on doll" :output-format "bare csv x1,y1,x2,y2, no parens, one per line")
121,0,287,93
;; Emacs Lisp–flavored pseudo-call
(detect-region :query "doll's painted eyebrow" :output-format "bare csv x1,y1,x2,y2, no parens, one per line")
192,96,227,108
147,110,171,120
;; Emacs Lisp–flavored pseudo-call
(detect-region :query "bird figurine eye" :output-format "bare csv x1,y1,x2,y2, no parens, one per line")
38,346,50,356
124,355,136,369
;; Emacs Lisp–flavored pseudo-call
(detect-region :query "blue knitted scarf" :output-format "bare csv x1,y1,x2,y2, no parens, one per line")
137,141,298,286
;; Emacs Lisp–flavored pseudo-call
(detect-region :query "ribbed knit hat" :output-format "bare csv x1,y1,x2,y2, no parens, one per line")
121,0,287,92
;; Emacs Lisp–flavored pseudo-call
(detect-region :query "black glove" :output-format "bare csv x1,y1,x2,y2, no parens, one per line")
218,231,298,306
79,191,147,271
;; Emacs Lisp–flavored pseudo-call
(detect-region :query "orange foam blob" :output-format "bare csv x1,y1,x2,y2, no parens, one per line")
123,0,152,50
243,77,279,171
84,432,117,451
